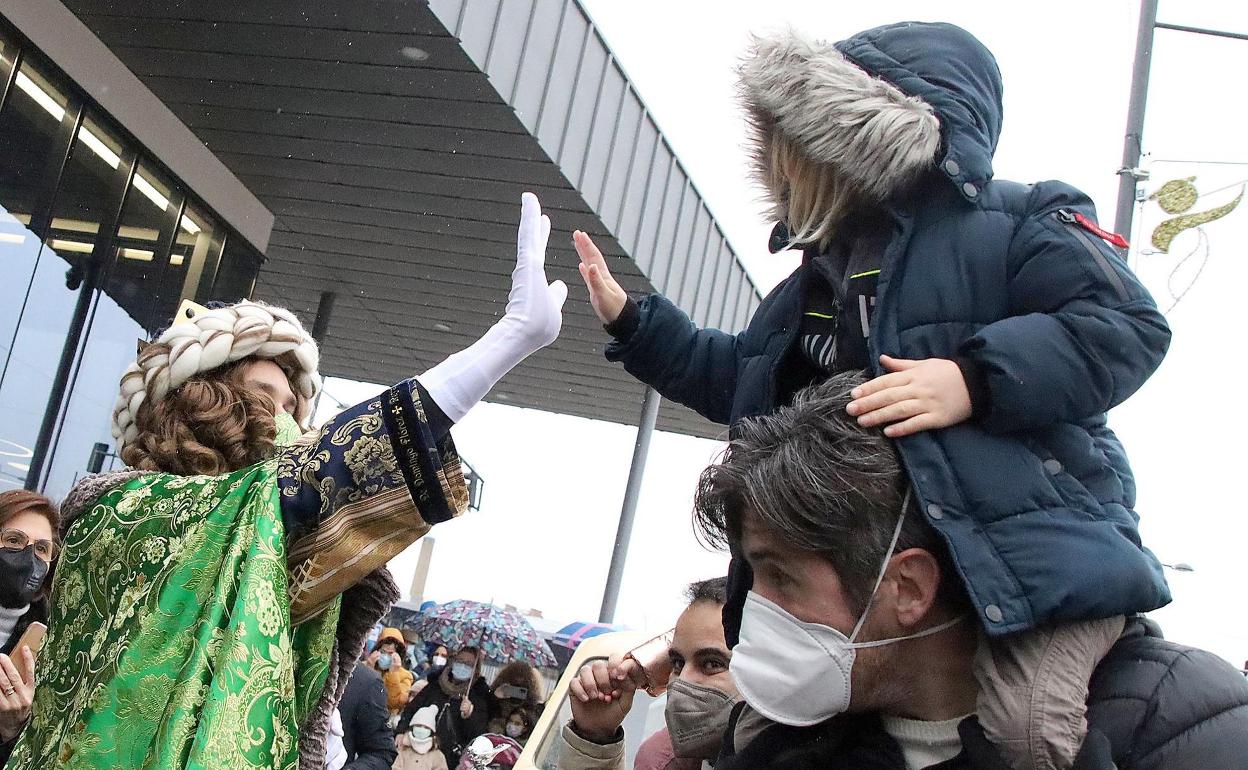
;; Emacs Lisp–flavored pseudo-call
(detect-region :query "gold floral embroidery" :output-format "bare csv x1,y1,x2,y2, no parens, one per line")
10,463,333,770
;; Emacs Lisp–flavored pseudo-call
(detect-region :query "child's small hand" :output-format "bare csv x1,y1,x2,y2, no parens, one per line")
573,230,628,325
847,356,972,437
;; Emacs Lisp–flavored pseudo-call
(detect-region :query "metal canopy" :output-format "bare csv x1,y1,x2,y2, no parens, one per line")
61,0,762,438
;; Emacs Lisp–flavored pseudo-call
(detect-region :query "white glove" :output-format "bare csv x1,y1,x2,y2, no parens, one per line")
418,193,568,422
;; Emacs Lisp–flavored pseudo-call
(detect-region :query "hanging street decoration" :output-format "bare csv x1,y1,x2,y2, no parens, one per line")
1138,175,1245,314
1148,177,1244,253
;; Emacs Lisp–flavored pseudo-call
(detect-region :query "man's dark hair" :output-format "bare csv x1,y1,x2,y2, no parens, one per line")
693,371,966,615
685,576,729,606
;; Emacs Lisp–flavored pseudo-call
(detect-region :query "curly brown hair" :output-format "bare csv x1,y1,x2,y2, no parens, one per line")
119,352,281,476
491,661,543,703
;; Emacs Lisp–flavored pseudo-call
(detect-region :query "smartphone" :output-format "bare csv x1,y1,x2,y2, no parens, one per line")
624,628,676,697
13,622,46,658
499,684,528,700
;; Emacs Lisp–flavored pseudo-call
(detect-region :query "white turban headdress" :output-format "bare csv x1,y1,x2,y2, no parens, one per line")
110,300,321,451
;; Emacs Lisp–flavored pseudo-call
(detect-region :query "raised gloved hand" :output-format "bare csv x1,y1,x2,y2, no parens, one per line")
419,193,567,422
496,192,567,353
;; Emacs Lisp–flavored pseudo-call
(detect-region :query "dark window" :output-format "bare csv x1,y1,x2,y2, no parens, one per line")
0,24,261,493
0,59,79,491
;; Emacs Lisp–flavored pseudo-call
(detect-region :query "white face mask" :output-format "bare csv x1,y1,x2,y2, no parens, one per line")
410,726,434,754
728,491,965,727
432,655,448,668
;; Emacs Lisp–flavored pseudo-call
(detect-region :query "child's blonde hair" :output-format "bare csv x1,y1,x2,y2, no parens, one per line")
760,131,864,250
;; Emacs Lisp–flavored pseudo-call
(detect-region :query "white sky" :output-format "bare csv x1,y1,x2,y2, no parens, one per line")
325,1,1248,667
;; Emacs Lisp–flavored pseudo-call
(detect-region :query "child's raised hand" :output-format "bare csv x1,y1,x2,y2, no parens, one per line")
573,230,628,325
847,356,972,437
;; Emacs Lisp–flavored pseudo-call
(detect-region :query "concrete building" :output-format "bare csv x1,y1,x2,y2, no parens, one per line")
0,0,759,498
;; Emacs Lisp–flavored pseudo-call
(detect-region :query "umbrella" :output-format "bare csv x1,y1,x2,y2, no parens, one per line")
552,621,618,650
413,599,556,667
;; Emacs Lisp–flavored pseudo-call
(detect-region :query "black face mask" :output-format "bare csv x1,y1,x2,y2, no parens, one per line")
0,546,49,608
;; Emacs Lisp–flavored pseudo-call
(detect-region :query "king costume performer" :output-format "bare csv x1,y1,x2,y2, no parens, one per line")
7,194,568,770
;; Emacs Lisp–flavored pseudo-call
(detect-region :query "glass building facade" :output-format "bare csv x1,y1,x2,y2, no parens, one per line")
0,21,262,498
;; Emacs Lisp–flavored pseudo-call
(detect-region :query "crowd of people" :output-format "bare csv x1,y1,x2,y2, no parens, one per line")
0,15,1246,770
319,630,545,770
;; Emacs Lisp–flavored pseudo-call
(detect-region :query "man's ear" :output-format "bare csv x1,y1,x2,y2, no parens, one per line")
888,548,942,628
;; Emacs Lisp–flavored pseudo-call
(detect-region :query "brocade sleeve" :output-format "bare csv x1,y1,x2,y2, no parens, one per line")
278,379,468,624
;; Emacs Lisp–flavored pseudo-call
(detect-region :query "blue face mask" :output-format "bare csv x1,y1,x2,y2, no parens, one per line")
273,411,303,448
450,662,474,682
377,653,393,671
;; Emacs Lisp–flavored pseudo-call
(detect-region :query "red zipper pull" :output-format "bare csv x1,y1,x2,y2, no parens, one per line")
1058,209,1130,249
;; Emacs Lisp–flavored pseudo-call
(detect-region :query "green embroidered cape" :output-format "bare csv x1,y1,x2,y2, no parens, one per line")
7,379,466,770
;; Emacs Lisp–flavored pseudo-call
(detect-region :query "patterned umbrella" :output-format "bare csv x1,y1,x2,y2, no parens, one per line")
552,621,619,650
413,600,556,667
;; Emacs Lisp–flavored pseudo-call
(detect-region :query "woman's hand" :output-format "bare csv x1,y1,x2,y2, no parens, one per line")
459,697,475,720
0,648,35,742
573,231,628,325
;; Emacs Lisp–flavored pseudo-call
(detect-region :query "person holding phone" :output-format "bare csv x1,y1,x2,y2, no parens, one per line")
487,661,542,739
0,490,58,763
560,578,738,770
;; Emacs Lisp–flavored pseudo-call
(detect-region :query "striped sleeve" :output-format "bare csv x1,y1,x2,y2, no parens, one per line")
278,379,468,625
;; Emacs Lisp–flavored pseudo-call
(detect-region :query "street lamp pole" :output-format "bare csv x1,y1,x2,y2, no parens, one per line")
1113,0,1160,240
1114,1,1248,241
598,387,661,624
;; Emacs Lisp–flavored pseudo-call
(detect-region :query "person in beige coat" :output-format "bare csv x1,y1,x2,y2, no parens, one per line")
394,705,449,770
556,579,737,770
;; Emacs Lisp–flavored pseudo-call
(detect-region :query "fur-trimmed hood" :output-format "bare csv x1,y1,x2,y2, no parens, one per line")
740,21,1003,206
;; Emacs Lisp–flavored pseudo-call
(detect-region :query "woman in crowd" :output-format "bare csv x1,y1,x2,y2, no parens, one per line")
414,643,449,683
400,647,492,769
487,661,543,739
0,490,58,764
370,628,417,721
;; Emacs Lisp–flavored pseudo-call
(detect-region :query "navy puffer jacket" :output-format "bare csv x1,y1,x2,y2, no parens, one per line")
606,22,1172,636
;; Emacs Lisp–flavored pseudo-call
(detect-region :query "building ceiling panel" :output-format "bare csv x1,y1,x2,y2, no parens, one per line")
62,0,759,439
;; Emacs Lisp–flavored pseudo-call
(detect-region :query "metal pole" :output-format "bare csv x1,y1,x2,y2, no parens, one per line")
25,284,96,490
1155,22,1248,42
311,290,336,344
1113,0,1160,240
598,386,661,624
26,140,137,491
310,290,335,419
